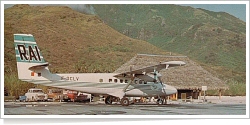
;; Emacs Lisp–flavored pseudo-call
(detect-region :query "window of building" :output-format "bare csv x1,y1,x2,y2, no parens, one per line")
114,79,117,83
120,79,123,83
125,80,128,83
38,73,41,77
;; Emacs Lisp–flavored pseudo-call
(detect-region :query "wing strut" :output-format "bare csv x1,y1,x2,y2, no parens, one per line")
108,65,134,99
123,65,135,92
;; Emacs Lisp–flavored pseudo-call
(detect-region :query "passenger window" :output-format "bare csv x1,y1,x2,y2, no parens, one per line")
114,79,117,83
109,79,112,82
120,79,123,83
99,79,103,83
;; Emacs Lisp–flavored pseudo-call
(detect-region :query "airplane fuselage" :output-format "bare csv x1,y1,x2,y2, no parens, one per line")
24,69,177,97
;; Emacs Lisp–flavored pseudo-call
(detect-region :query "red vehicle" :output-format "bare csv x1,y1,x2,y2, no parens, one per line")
65,90,78,102
75,92,91,102
64,90,91,102
47,89,63,102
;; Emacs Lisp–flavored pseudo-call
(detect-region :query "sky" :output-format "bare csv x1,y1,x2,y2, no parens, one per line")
4,4,247,22
180,4,246,22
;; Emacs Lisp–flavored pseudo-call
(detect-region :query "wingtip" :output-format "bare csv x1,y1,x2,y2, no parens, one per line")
180,61,186,66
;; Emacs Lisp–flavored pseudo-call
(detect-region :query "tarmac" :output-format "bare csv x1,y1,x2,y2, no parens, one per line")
3,96,246,117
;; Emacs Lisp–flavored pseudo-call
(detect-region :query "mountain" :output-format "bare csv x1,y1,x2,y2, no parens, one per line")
92,4,246,82
4,4,168,74
4,4,168,96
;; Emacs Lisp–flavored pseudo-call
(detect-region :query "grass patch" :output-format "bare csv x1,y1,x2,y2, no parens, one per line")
207,79,246,96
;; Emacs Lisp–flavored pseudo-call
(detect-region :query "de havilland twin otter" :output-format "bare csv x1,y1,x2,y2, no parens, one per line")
14,34,186,106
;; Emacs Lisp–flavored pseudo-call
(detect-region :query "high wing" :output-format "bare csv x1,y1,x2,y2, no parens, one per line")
114,61,186,78
109,61,186,98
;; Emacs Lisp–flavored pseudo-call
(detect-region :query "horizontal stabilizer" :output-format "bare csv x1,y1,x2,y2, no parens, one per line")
28,62,49,70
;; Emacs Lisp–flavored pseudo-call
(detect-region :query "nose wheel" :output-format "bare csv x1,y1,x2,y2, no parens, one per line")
156,98,164,105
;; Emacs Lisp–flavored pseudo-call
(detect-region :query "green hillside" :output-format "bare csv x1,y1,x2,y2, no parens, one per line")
4,5,168,97
92,4,246,82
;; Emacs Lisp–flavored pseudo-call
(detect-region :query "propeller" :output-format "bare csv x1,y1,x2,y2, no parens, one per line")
153,67,167,95
152,67,167,104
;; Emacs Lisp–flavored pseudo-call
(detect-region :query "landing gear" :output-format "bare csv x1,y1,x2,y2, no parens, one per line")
121,97,129,106
157,98,164,105
156,96,167,105
105,96,130,106
105,96,113,105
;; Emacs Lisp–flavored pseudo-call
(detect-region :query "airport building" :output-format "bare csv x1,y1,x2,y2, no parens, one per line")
115,54,229,100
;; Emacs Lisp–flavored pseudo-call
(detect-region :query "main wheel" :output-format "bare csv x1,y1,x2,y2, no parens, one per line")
105,96,113,105
121,97,129,106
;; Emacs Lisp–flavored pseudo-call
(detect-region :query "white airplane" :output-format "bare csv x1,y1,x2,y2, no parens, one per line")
14,34,186,106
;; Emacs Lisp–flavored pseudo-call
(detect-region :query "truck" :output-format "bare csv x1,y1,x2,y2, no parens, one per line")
64,90,91,102
65,90,78,102
75,92,92,102
47,89,69,102
25,88,48,102
19,96,26,102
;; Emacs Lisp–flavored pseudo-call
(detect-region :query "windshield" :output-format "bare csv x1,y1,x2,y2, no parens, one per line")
32,90,43,93
52,90,62,93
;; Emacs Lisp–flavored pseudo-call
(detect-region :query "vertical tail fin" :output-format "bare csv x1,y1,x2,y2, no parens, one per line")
14,34,51,81
14,34,46,63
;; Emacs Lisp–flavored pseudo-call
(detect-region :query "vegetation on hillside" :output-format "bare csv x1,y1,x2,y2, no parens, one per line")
92,4,246,84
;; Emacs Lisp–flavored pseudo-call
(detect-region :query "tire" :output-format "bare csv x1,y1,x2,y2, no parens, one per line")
121,98,129,106
105,96,112,105
157,99,163,105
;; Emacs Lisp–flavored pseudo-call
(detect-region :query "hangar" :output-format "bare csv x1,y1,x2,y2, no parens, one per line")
115,54,229,100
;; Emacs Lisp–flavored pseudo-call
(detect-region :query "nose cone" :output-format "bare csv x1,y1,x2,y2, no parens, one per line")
163,84,177,95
